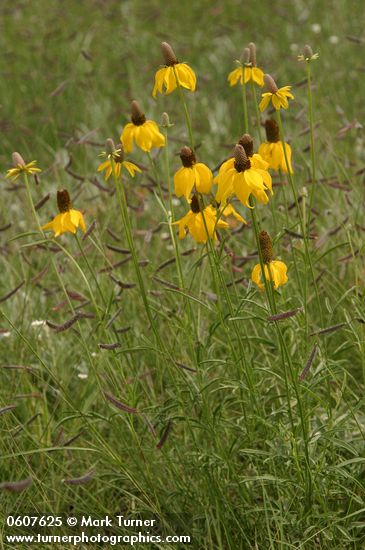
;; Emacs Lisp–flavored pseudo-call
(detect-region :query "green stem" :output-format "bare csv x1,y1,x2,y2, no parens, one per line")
173,66,194,150
251,81,262,142
241,78,249,133
250,202,312,509
276,110,323,326
306,62,317,236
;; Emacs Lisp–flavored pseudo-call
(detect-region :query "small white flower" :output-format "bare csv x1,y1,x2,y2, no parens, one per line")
290,43,299,52
78,373,88,380
311,23,321,34
31,320,47,327
329,35,339,44
0,331,11,338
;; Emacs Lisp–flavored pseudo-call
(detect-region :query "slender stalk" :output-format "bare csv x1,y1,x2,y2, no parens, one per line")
306,62,317,235
276,110,323,326
251,81,262,142
241,78,249,133
173,66,194,150
250,202,312,508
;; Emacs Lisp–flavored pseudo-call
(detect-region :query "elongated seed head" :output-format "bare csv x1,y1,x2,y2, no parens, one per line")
12,152,25,167
57,189,71,213
131,100,146,126
180,146,196,167
238,134,254,157
161,42,178,66
240,47,250,65
259,231,273,264
248,42,257,66
234,144,250,172
264,119,280,142
190,194,201,213
105,138,116,155
264,74,278,94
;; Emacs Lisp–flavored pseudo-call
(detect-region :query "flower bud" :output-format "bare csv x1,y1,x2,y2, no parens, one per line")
105,139,116,155
161,112,172,128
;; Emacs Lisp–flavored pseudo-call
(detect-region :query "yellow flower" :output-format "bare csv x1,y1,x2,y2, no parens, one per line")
174,146,213,200
215,144,272,207
6,152,41,181
152,42,196,97
97,143,141,181
121,100,165,153
228,66,264,87
298,44,319,62
173,195,228,244
259,74,294,112
42,189,86,237
251,260,288,290
258,119,294,174
251,231,288,290
228,43,264,87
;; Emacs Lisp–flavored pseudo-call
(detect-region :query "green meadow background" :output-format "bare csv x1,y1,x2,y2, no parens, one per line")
1,0,365,548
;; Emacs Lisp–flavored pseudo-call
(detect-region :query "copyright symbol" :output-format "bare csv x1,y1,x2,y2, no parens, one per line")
67,517,77,526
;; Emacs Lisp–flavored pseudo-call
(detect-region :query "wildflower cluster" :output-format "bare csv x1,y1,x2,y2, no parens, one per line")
6,39,307,294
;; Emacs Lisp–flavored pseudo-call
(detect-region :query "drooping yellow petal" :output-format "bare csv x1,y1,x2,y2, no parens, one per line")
244,66,252,84
146,120,165,148
176,63,196,91
123,161,141,177
216,168,235,203
233,173,252,207
272,93,286,110
228,67,243,87
251,153,269,171
164,66,178,95
152,67,167,97
251,67,264,87
174,167,195,199
251,264,263,289
121,124,135,153
194,163,213,194
259,93,272,112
